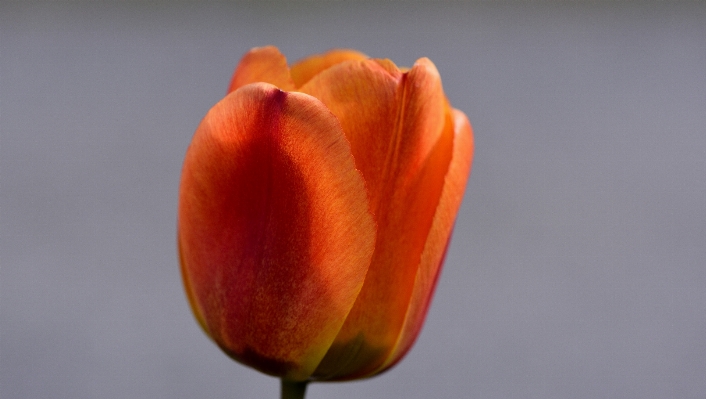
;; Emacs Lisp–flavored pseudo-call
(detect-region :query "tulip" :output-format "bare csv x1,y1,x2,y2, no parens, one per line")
178,46,473,397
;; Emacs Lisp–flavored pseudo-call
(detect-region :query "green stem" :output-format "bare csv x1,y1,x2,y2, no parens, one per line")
281,379,308,399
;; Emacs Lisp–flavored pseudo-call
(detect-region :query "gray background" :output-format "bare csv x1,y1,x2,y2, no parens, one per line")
2,2,705,398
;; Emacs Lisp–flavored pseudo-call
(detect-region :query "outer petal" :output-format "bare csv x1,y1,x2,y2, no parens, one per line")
300,58,454,379
227,46,296,93
290,49,368,88
377,108,474,374
178,83,375,381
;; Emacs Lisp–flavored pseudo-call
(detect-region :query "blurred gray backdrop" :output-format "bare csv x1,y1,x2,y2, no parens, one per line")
2,1,705,398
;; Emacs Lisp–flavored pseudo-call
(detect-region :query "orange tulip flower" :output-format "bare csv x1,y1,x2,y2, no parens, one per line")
178,46,473,391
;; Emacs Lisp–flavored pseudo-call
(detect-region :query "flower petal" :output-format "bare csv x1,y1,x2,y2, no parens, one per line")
300,58,454,379
377,108,474,374
178,83,375,381
227,46,295,93
290,49,368,88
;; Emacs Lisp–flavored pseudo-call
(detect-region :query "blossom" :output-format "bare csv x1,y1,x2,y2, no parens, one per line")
178,46,473,382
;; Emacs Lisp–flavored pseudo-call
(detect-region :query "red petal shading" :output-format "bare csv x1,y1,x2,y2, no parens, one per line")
178,83,375,381
377,108,474,374
290,49,368,88
227,46,295,93
301,58,454,379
